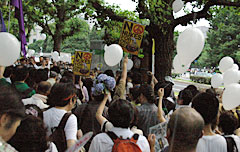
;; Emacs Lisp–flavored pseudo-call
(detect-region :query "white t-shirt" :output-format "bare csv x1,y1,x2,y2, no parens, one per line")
43,107,78,141
196,134,227,152
45,142,58,152
89,127,150,152
22,94,49,109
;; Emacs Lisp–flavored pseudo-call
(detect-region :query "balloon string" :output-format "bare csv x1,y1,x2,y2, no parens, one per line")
8,0,11,32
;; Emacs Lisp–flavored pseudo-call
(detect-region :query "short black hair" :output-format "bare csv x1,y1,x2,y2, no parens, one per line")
178,89,193,105
132,72,142,85
192,93,219,125
0,85,25,129
35,69,48,84
108,99,134,128
8,115,48,152
37,81,51,95
219,111,238,135
186,85,199,97
104,70,114,78
139,84,155,103
13,65,29,82
47,83,77,107
3,66,13,78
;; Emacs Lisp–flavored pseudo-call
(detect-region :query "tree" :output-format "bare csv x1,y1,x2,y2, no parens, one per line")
84,0,240,80
23,0,85,52
29,18,90,54
194,7,240,68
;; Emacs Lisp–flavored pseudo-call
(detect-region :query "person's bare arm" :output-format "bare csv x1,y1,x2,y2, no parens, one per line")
148,134,156,152
158,88,166,123
96,93,110,125
67,139,76,148
120,55,128,86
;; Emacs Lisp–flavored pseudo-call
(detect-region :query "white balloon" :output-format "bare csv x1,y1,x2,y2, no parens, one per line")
177,27,205,65
28,49,35,56
0,32,21,66
219,56,234,73
52,51,59,61
55,56,60,62
127,59,133,70
172,0,184,13
104,45,109,52
211,73,223,88
222,83,240,110
223,69,240,87
173,55,190,74
104,44,123,66
232,64,239,71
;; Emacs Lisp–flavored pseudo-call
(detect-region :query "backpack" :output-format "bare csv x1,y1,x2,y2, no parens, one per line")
107,131,142,152
49,113,71,152
224,136,239,152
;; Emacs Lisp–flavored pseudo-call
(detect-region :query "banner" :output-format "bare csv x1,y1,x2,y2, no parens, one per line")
73,51,92,76
119,20,145,55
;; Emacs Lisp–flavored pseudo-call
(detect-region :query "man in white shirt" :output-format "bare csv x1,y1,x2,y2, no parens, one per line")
47,71,57,86
192,93,227,152
89,99,150,152
43,83,78,150
22,81,51,109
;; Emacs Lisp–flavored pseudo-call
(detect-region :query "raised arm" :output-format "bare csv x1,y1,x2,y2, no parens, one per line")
96,93,110,125
120,55,128,85
157,88,166,123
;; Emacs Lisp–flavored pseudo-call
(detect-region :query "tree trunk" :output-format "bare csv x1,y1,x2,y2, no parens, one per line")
150,26,174,81
53,32,63,53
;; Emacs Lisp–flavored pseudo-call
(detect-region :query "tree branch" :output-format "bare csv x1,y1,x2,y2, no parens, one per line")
87,0,126,22
174,0,240,27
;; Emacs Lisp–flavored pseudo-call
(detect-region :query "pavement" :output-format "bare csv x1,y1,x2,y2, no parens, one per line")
173,79,211,93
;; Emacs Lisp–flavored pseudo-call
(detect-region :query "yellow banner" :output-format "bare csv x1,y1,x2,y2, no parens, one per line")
73,51,92,76
119,20,145,55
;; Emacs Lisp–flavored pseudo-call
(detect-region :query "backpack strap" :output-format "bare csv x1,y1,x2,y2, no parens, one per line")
58,113,72,129
107,131,118,142
130,134,139,144
224,136,238,152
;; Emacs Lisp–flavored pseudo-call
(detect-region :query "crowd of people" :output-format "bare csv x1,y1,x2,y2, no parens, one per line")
0,55,239,152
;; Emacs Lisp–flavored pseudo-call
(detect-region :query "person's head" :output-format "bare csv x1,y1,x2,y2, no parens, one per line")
49,71,57,79
9,115,48,152
132,72,142,85
108,99,134,128
167,107,204,152
12,65,29,82
192,92,219,126
35,69,48,84
186,85,199,98
47,83,77,110
129,87,140,102
3,66,13,78
154,82,172,98
219,111,239,135
20,58,26,65
36,81,51,96
39,56,44,62
138,84,155,104
0,85,25,141
104,69,114,78
177,89,193,105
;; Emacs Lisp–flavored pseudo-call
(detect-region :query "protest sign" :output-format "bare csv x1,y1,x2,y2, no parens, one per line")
149,121,169,152
73,51,92,76
119,20,145,55
66,132,93,152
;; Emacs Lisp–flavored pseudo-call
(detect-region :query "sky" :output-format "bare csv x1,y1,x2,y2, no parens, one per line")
105,0,210,32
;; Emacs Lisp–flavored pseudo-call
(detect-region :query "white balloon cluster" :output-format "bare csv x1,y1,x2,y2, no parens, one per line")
173,27,205,74
0,32,21,66
211,56,240,110
51,51,71,63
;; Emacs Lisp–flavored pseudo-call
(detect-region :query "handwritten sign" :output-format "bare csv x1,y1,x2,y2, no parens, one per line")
119,20,145,55
73,51,92,76
66,132,93,152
